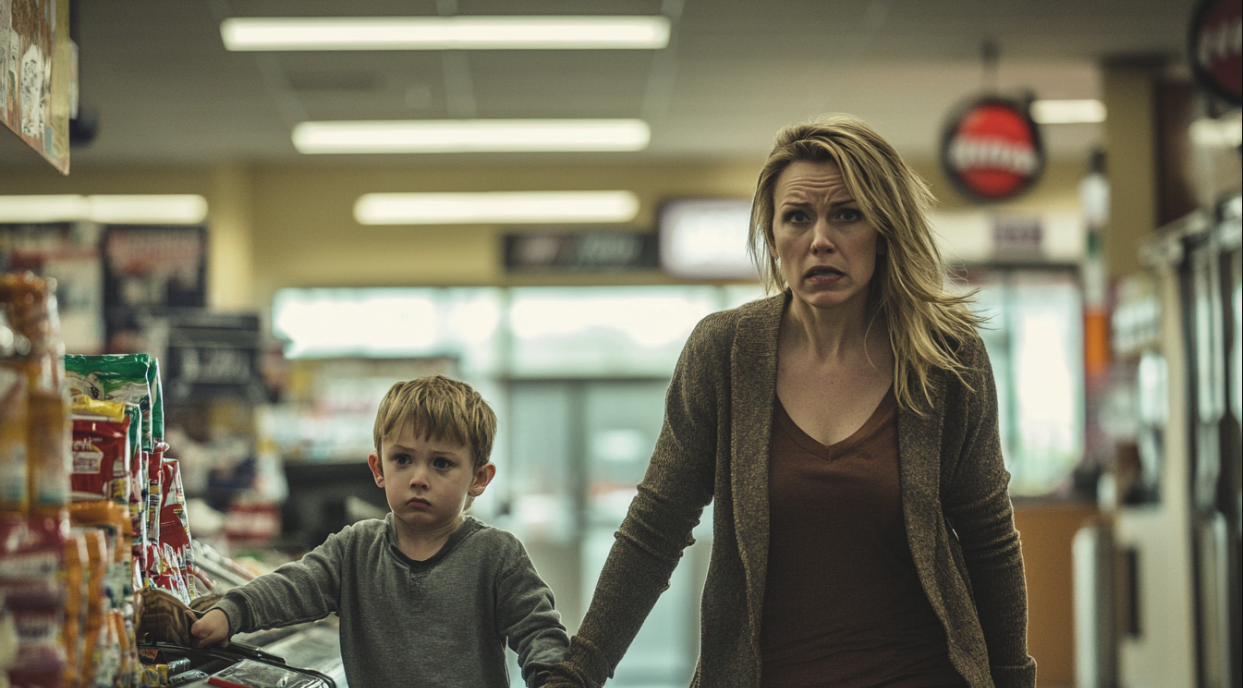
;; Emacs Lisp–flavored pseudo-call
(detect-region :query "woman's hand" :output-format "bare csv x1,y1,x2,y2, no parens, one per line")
190,609,231,648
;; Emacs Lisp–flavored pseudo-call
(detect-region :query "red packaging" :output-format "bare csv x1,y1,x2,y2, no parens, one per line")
0,515,68,687
0,515,67,606
70,418,130,503
145,446,165,546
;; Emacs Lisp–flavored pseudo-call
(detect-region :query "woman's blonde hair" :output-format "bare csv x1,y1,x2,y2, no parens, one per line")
747,114,983,411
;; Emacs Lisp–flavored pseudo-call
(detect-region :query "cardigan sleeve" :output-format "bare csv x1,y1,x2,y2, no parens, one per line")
940,336,1037,688
546,314,725,688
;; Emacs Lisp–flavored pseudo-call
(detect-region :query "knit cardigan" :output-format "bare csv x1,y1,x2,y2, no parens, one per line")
548,292,1037,688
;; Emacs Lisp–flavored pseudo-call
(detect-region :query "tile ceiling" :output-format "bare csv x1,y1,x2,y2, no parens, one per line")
0,0,1202,170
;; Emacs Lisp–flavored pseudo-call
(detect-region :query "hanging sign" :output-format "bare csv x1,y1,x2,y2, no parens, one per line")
940,97,1045,203
1188,0,1242,105
0,0,71,174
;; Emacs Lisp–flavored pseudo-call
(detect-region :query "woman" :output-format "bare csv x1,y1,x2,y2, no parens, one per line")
547,115,1036,688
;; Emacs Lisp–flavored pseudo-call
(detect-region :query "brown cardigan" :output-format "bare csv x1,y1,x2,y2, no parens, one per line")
548,293,1037,688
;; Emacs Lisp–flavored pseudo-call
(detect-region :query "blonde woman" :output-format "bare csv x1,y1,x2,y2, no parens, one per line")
548,115,1035,688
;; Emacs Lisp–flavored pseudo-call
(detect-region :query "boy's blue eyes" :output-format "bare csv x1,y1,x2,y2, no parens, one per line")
390,454,454,469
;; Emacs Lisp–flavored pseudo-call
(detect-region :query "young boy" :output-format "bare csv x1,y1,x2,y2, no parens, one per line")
191,375,569,687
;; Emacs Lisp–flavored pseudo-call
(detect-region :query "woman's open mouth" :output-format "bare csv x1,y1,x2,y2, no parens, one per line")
805,266,844,283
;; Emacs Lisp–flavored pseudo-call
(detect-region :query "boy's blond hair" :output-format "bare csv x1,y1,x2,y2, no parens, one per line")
372,375,497,469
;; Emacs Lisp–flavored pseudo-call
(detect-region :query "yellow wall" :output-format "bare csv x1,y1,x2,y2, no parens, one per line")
2,154,1087,313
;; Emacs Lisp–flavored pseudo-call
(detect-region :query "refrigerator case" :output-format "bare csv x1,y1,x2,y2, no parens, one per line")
1186,196,1242,688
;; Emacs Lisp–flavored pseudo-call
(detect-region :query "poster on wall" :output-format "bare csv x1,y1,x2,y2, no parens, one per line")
102,225,208,352
0,0,70,173
0,222,105,353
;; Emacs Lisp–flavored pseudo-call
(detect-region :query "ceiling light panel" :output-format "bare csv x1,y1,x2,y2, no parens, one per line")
221,16,670,51
1030,99,1106,124
354,191,640,225
293,119,650,154
0,195,208,224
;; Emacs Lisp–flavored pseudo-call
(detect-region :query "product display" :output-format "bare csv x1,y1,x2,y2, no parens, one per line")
1,272,339,687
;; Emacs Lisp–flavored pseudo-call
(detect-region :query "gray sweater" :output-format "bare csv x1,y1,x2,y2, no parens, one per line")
215,514,569,688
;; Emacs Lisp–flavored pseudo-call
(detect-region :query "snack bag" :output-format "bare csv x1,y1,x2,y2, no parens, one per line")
0,363,29,515
0,515,69,688
147,358,165,446
123,404,148,566
65,354,154,452
76,528,108,688
70,418,131,504
158,459,194,599
27,388,72,516
146,446,165,549
62,531,88,688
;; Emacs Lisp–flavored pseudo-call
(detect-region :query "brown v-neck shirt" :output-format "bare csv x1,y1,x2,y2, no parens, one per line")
760,387,965,688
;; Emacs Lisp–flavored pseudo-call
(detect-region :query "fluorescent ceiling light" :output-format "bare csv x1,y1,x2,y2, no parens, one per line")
88,195,210,224
1031,99,1106,124
0,195,89,222
0,195,208,224
1189,115,1243,148
293,119,650,154
221,16,670,51
355,191,640,225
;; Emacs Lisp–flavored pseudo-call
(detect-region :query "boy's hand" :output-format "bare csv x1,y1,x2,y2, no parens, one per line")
190,609,231,648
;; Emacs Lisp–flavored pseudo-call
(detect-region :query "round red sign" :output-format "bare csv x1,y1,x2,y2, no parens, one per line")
940,97,1044,202
1189,0,1242,104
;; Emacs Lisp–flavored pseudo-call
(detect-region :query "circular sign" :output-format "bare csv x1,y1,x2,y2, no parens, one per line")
1188,0,1242,105
940,97,1045,202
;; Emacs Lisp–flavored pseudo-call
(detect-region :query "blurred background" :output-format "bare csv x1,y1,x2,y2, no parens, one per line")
1,1,1239,687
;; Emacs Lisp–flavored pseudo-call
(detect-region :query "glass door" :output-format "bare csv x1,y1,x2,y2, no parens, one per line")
505,379,708,687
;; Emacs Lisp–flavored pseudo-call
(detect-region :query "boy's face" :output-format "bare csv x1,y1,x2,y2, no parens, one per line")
367,421,494,537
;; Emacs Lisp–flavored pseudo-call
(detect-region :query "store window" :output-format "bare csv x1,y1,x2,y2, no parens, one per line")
963,267,1085,496
270,284,762,686
269,276,1081,683
507,287,721,378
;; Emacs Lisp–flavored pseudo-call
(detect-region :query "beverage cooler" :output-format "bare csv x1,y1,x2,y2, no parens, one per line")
1072,195,1242,688
1185,194,1242,688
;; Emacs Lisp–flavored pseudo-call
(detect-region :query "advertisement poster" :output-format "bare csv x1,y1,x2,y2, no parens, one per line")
0,0,70,174
102,224,208,352
0,222,105,353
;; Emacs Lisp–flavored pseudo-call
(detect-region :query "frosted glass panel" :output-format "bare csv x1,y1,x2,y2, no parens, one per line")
1231,250,1241,439
583,382,668,525
507,383,578,545
508,286,721,377
580,381,701,686
271,287,504,375
967,268,1084,496
1008,273,1084,493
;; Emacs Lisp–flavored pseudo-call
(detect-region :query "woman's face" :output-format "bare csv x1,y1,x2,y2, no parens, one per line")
770,159,882,314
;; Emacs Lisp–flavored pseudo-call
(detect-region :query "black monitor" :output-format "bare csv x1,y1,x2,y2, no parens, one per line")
280,461,390,552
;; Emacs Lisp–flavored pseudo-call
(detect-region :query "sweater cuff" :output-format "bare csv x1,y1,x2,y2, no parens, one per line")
545,636,611,688
210,595,249,636
990,659,1037,688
